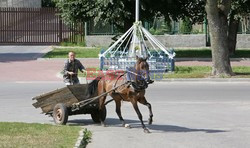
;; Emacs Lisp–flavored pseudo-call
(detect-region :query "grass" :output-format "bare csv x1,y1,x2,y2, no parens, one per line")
44,47,102,58
44,47,250,58
81,129,92,147
0,122,83,148
60,42,86,47
60,34,86,47
164,66,211,78
163,66,250,78
233,66,250,78
175,48,250,58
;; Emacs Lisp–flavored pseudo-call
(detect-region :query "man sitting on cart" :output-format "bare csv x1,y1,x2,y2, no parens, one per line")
63,51,86,85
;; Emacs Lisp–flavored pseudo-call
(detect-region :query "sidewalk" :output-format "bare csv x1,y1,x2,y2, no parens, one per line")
1,46,250,82
0,46,59,82
1,58,250,82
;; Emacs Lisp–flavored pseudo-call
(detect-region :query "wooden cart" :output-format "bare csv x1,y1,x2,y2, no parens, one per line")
32,83,106,125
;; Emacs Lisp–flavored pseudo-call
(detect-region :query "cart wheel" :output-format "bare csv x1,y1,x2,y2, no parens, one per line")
53,103,68,125
91,106,107,123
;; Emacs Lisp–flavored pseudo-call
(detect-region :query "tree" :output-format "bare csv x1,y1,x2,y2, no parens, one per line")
42,0,56,7
54,0,98,25
205,0,250,76
180,17,193,34
228,0,250,54
205,0,234,76
53,0,203,32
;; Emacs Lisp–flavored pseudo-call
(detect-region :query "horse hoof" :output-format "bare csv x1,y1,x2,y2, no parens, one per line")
144,128,150,133
101,122,106,127
125,124,131,129
148,119,153,125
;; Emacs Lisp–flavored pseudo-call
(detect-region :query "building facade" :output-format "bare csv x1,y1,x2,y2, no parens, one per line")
0,0,41,8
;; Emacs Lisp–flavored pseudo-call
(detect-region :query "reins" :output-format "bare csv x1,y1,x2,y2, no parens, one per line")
126,69,147,80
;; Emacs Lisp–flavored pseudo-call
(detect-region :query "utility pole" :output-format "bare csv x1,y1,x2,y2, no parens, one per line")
136,0,139,22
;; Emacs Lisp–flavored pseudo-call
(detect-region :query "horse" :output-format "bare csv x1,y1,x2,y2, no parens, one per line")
95,56,154,133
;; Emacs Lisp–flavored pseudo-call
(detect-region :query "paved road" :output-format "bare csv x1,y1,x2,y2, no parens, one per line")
0,46,51,62
0,82,250,148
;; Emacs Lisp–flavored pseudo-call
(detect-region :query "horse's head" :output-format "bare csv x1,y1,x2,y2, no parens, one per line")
135,56,150,82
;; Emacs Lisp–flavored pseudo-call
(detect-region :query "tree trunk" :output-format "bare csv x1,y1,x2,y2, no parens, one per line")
228,17,239,55
205,0,234,76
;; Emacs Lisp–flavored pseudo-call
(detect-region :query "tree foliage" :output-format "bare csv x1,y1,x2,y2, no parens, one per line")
231,0,250,17
180,17,193,34
42,0,56,7
53,0,249,29
53,0,206,31
54,0,98,25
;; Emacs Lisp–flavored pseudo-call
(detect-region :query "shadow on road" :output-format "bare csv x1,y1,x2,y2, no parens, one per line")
0,53,43,62
148,124,227,133
67,118,227,134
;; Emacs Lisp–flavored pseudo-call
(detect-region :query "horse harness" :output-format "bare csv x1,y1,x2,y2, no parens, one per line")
112,71,149,94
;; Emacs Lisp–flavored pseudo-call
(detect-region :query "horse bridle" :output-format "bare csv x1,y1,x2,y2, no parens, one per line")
126,69,146,80
126,69,151,91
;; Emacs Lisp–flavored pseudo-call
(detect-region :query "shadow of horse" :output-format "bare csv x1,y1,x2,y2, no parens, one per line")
148,124,227,133
67,118,227,134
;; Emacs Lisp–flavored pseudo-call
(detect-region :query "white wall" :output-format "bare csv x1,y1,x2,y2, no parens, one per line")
85,34,250,48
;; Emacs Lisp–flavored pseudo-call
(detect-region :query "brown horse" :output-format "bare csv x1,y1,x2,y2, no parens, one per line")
96,56,153,133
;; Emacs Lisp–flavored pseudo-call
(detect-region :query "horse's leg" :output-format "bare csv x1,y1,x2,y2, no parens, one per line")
113,98,126,127
98,80,107,127
99,95,107,126
131,100,150,133
139,97,153,125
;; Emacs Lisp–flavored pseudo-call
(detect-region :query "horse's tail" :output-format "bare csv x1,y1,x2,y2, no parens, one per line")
87,77,101,96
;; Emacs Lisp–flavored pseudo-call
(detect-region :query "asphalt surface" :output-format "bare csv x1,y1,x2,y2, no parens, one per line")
0,46,51,62
0,81,250,148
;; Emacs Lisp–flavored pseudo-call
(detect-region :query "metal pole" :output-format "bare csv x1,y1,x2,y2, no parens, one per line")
136,0,139,22
84,22,87,36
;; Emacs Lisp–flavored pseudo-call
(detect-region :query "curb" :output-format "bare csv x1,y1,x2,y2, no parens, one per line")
158,78,250,82
74,128,92,148
38,46,53,58
175,58,250,61
74,129,84,148
57,71,250,83
56,72,250,83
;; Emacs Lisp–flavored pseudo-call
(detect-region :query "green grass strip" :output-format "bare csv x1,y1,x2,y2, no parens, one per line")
164,66,250,78
0,122,82,148
175,49,250,58
44,47,102,58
